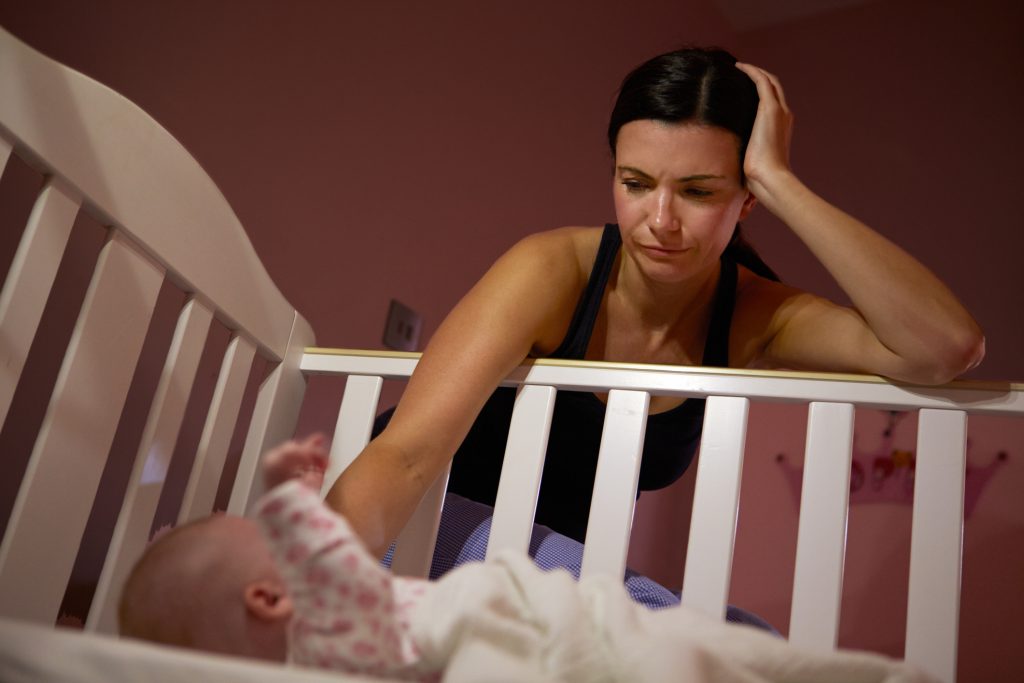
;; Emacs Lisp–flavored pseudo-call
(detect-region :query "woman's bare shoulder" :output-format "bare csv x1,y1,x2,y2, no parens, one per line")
729,265,812,368
516,226,604,274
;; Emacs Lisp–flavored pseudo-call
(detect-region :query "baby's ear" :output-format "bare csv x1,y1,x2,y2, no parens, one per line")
244,580,294,623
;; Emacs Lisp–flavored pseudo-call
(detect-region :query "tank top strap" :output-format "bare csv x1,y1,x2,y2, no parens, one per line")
549,224,620,360
700,257,736,367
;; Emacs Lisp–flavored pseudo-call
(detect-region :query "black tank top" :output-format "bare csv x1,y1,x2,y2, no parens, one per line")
380,224,738,543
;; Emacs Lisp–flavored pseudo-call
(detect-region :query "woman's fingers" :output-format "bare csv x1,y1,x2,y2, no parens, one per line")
734,61,794,188
735,62,787,111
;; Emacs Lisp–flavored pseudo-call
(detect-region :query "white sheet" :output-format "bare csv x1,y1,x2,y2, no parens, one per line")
0,553,937,683
414,551,938,683
0,617,395,683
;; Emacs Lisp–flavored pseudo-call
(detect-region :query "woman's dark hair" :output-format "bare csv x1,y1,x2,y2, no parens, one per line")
608,47,779,282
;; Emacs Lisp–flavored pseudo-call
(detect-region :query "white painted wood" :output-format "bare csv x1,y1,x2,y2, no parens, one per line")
391,463,452,578
487,385,558,559
0,231,163,623
301,351,420,380
0,135,11,175
580,390,650,580
0,27,296,360
0,178,80,429
302,350,1024,416
681,395,750,619
905,409,967,683
229,313,316,514
177,335,256,523
322,375,384,494
86,298,213,634
788,402,855,651
0,615,374,683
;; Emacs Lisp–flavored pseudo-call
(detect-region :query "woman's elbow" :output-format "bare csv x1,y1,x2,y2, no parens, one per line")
911,326,986,385
951,327,986,377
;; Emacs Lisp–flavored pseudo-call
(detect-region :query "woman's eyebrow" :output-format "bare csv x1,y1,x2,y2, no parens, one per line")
616,166,725,182
616,165,652,178
677,173,726,182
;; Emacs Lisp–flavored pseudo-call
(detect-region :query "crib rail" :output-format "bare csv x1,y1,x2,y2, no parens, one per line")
303,347,1024,683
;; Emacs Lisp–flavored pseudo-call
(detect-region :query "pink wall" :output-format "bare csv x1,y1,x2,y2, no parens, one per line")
2,1,1022,680
738,0,1024,383
629,2,1024,681
737,4,1024,681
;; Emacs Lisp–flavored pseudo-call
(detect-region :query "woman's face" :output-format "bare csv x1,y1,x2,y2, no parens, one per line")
612,120,755,284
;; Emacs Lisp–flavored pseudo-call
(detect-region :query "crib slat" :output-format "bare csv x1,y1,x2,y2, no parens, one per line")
177,334,256,523
323,374,384,493
681,395,750,619
905,409,967,683
580,389,650,580
0,178,80,430
0,136,11,176
229,313,315,514
391,463,452,578
487,385,557,559
788,402,855,651
86,298,213,634
0,232,163,623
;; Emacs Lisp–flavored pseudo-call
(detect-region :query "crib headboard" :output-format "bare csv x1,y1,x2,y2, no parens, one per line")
2,24,1022,683
0,26,313,633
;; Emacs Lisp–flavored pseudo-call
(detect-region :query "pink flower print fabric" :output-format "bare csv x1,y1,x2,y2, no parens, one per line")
255,481,436,680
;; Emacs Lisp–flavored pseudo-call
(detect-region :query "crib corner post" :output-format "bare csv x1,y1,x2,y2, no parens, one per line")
227,313,314,515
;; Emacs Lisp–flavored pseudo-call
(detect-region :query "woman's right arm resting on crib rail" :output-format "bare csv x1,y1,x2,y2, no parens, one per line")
326,230,586,557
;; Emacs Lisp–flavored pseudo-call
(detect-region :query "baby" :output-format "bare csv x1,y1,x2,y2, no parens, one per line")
119,434,437,679
119,436,936,683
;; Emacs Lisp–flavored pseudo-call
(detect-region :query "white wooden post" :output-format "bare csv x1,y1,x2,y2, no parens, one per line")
0,231,163,623
86,298,212,633
0,178,80,429
322,374,383,493
487,385,557,558
580,389,650,580
905,409,967,683
177,335,256,522
229,313,315,515
681,395,749,619
788,401,855,651
0,135,11,176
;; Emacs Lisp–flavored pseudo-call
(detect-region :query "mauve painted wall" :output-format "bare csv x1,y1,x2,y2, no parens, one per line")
1,1,1021,680
740,4,1024,681
628,3,1023,682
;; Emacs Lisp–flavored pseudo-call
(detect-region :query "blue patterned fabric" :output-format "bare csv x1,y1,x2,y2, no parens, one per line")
381,493,778,633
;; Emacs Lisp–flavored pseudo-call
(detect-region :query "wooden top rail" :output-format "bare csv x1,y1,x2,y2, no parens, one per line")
301,348,1024,416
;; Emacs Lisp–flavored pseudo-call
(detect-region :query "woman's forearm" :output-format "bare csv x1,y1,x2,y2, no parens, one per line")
756,170,984,382
325,437,436,559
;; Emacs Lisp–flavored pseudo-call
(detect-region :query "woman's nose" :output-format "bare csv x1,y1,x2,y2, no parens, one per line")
649,189,678,231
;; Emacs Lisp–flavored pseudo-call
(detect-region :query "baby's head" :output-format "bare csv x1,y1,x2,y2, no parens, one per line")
118,514,292,661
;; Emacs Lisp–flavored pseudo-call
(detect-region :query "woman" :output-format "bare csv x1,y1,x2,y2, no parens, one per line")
328,48,984,555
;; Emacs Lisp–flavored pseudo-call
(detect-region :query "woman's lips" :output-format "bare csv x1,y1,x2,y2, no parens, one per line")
641,244,688,257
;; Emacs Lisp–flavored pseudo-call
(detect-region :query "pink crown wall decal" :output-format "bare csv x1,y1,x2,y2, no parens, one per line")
776,411,1008,519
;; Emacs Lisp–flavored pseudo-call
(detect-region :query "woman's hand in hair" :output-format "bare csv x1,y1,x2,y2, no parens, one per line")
732,65,984,384
734,62,795,200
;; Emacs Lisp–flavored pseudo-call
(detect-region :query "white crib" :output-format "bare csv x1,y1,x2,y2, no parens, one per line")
0,24,1020,683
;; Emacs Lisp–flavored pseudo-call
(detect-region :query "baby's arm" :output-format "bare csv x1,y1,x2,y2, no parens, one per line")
256,437,428,674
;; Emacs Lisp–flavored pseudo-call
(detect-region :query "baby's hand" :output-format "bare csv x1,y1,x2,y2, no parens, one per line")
262,433,329,492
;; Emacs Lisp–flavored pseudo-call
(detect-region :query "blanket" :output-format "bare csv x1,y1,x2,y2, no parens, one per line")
412,551,937,683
